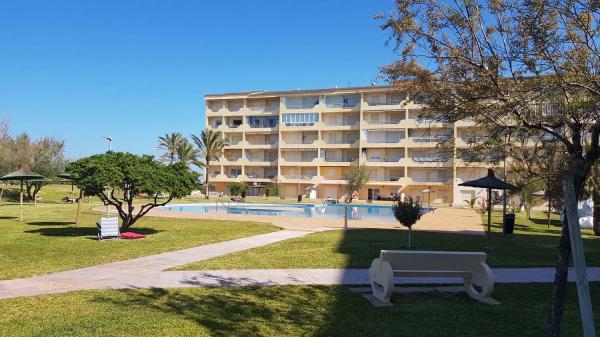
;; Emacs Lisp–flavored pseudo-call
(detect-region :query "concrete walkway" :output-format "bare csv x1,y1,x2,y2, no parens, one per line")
0,230,309,300
2,229,600,300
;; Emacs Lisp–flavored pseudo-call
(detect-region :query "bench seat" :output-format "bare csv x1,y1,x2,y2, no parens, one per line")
369,250,494,304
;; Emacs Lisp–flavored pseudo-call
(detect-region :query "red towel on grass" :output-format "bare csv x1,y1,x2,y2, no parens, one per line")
121,232,145,239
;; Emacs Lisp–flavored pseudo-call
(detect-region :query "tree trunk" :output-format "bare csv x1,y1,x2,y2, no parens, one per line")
593,203,600,236
546,173,596,337
26,182,34,202
545,211,572,337
408,227,412,249
205,165,210,199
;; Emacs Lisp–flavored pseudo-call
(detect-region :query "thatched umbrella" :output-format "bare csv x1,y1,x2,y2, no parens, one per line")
0,169,45,221
459,169,518,246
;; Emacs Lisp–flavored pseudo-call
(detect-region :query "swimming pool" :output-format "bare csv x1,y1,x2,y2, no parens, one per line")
160,202,434,222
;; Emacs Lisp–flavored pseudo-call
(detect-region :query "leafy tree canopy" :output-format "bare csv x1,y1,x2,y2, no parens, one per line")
66,152,200,228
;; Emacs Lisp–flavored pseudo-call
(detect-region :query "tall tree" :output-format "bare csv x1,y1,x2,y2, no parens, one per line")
191,130,229,199
379,1,600,335
157,132,185,164
67,152,200,229
344,163,370,203
25,137,66,201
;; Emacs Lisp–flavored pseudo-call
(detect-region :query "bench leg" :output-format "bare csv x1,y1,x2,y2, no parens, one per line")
369,258,394,304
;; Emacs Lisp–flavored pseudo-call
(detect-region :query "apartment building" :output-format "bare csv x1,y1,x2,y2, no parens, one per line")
204,86,499,206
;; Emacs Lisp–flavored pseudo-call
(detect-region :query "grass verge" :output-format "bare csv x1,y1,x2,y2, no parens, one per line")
176,210,600,270
1,284,598,337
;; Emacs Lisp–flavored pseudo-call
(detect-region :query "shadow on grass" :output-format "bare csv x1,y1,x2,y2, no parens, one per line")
27,221,76,226
94,286,326,336
0,216,18,220
25,227,161,237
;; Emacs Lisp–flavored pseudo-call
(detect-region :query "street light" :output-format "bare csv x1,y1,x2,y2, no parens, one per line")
103,137,112,152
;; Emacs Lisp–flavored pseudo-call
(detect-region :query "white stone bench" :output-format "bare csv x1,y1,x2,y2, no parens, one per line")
369,250,494,303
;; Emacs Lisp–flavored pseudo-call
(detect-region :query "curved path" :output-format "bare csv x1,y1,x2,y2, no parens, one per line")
2,230,600,300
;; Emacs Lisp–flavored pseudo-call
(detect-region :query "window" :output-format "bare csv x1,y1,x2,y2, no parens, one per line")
282,113,319,126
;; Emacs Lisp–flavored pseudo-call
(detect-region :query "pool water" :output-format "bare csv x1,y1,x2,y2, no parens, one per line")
160,202,434,222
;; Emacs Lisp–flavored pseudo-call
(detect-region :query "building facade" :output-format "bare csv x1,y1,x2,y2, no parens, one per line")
204,86,498,206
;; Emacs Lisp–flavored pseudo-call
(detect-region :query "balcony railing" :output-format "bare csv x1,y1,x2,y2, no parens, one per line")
324,119,359,126
208,173,221,178
246,157,276,162
367,119,402,125
324,102,359,108
411,136,450,143
366,157,403,162
283,139,316,144
248,121,278,128
324,157,358,162
226,139,243,145
367,100,403,106
282,157,317,162
412,176,449,182
226,174,240,178
247,174,276,179
283,174,317,180
246,140,278,145
462,136,487,143
325,138,359,145
370,175,403,181
366,137,405,143
283,122,317,127
412,155,449,162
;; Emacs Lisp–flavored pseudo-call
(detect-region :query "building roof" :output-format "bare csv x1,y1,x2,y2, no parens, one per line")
204,85,395,100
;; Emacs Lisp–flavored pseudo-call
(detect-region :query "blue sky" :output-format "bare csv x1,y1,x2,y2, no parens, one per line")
0,0,396,159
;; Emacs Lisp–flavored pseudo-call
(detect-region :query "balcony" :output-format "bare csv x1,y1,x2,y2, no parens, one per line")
412,155,449,162
246,173,276,179
324,157,358,163
366,156,403,162
370,175,404,182
248,105,279,113
411,176,450,183
411,135,450,143
324,138,359,145
323,119,359,127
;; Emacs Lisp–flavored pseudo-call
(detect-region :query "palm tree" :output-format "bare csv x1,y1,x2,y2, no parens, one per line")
191,130,229,198
157,132,185,164
175,141,199,167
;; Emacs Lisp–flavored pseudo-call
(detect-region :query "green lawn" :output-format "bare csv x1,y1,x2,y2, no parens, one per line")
0,187,278,280
177,210,600,270
1,284,598,337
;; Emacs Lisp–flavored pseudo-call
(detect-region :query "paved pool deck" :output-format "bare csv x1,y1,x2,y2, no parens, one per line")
147,206,485,235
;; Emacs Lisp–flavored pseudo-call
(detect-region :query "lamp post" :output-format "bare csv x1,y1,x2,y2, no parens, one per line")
104,137,112,152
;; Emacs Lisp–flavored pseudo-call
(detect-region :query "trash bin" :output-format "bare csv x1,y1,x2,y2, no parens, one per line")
503,213,516,234
297,194,302,203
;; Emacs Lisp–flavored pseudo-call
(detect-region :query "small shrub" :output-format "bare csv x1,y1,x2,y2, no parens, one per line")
228,182,247,196
266,186,278,197
392,198,422,248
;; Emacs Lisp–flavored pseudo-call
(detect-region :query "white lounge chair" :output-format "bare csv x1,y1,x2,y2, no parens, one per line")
96,217,121,240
